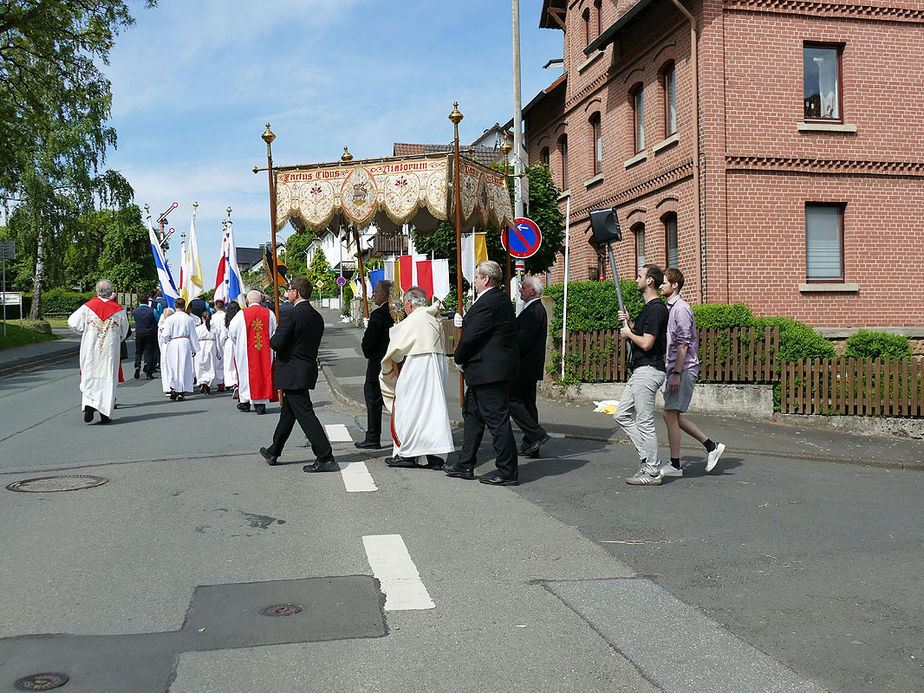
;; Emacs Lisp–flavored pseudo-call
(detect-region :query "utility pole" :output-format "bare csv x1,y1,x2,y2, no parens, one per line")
512,0,525,218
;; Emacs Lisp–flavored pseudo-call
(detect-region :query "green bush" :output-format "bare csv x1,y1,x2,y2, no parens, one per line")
35,288,96,315
341,282,354,315
691,303,754,328
843,329,912,359
754,316,835,362
545,279,645,334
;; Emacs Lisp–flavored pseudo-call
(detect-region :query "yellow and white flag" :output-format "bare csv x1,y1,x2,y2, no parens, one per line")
181,210,204,301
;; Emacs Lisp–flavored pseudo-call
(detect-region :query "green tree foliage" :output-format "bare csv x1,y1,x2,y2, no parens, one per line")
0,1,155,317
843,329,912,359
281,230,315,279
307,247,337,298
98,204,157,293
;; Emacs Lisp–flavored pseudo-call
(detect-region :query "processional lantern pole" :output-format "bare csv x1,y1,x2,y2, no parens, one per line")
501,132,513,300
449,101,465,406
262,123,280,321
342,146,370,319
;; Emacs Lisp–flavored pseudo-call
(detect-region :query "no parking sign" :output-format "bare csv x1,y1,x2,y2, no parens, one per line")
501,217,542,259
336,276,346,287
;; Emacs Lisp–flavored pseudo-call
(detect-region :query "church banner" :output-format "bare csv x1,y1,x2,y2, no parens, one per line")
273,153,513,235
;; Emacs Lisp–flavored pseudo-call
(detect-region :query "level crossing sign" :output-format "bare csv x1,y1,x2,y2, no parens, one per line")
501,217,542,259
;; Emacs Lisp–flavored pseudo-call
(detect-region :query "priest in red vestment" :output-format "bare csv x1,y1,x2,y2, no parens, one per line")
228,290,276,414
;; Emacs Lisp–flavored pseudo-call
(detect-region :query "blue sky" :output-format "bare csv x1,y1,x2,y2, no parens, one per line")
105,0,563,284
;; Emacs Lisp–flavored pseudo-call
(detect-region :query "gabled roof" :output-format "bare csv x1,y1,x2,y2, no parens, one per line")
540,0,567,30
503,73,567,129
235,247,263,268
391,142,504,167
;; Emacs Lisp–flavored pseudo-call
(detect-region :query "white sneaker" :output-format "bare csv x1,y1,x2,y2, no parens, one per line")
626,469,662,486
659,462,683,478
706,442,726,472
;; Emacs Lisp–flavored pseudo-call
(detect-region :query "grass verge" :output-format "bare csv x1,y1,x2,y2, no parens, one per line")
0,323,61,351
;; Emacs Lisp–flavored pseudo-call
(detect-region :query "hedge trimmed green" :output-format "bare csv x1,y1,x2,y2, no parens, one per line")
843,329,912,359
23,289,96,316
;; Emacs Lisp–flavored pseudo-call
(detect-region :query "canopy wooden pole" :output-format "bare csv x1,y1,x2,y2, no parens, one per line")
261,123,280,322
353,224,370,318
501,133,513,298
450,102,465,407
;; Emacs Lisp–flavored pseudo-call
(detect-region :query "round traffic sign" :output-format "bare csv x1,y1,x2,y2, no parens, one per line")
501,217,542,259
336,276,346,287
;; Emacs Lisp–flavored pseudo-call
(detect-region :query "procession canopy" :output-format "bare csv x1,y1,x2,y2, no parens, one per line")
273,152,514,235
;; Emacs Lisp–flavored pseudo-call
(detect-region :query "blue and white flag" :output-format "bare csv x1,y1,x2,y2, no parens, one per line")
147,215,179,308
214,221,245,306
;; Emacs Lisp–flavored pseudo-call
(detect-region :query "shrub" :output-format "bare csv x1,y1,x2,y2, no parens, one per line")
691,303,754,328
755,316,835,362
36,288,96,315
341,282,354,315
545,279,644,334
843,329,912,359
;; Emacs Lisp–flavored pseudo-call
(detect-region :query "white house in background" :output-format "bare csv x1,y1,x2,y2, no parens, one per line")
304,226,378,270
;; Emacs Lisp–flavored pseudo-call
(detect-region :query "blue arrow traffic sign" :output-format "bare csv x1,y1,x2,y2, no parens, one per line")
501,217,542,259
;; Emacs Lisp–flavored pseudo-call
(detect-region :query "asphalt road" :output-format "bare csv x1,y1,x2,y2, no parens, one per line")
0,333,920,692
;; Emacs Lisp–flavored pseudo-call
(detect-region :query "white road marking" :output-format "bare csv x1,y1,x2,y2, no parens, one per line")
324,424,353,442
340,460,377,492
362,534,435,611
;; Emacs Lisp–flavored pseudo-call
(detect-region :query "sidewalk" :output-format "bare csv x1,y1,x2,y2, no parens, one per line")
316,308,924,472
2,311,921,470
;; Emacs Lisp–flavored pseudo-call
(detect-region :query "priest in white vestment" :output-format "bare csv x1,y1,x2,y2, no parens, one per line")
67,279,130,424
379,286,454,467
228,290,276,414
160,297,200,400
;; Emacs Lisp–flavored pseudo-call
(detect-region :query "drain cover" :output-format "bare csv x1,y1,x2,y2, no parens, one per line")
14,673,69,690
6,475,108,493
261,604,302,617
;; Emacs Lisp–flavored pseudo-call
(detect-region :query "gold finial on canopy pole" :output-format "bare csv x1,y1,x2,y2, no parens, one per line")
450,101,465,406
261,123,280,321
501,132,513,299
341,146,353,162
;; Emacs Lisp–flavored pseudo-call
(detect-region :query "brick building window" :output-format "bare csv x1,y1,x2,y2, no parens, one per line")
805,203,844,280
583,8,591,45
633,223,646,273
664,213,678,268
804,43,842,121
630,83,645,153
661,61,676,136
540,146,550,167
594,0,602,37
589,112,603,176
558,134,569,190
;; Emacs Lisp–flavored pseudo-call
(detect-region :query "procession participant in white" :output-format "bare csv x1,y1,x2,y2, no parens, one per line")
157,307,175,396
67,279,130,424
160,297,200,400
194,309,220,394
221,301,240,392
228,290,276,414
210,299,228,391
379,286,453,468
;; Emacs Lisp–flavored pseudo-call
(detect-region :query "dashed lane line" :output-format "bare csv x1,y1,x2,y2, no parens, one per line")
340,460,377,492
362,534,435,611
324,423,353,442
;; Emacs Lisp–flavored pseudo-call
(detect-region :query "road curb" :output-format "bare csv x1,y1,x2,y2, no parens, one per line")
0,345,79,379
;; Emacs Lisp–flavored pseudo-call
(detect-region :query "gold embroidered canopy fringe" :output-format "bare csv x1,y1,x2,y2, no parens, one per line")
272,152,513,235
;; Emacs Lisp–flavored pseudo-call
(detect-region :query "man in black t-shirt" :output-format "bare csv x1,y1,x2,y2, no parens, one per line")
614,264,669,486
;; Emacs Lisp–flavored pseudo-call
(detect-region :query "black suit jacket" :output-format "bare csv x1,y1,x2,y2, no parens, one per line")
269,300,324,390
516,299,548,383
361,302,394,380
454,287,518,387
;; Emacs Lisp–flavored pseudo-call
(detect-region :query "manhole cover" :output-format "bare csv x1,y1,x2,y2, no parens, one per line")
262,604,302,617
6,475,108,493
14,673,69,690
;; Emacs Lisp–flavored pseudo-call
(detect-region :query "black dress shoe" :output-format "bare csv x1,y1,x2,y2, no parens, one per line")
83,406,95,423
479,472,519,486
386,455,417,468
133,367,140,380
303,458,338,473
169,390,178,401
99,413,111,425
522,433,551,458
425,455,445,469
254,403,266,415
259,447,278,466
236,402,251,412
354,439,383,450
442,464,475,480
145,373,154,380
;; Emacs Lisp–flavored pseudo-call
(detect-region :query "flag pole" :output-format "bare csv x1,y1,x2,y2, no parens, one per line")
449,101,465,407
261,123,281,322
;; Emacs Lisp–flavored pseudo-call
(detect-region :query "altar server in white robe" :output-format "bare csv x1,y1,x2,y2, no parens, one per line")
228,290,276,414
210,300,227,390
379,286,453,468
158,308,175,396
194,309,220,393
160,297,200,400
221,301,240,390
67,279,130,424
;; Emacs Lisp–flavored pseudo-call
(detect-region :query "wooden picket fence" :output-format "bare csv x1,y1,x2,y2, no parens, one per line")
564,326,779,384
780,357,924,417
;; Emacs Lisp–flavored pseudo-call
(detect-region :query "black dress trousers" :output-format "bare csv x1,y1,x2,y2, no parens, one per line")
363,367,384,443
508,377,546,444
458,382,518,479
269,388,333,461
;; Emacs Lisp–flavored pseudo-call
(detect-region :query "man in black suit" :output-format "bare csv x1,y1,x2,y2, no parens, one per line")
132,293,158,380
509,275,551,457
259,277,337,473
445,260,520,486
356,280,394,449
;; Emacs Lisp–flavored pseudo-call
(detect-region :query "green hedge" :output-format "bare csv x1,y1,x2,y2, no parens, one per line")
843,329,912,359
35,289,96,315
545,279,644,333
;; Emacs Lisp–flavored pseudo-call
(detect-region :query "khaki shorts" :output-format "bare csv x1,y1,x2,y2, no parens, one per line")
662,371,696,412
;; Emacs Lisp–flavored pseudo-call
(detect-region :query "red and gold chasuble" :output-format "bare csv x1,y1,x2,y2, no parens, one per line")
242,304,275,400
82,297,126,382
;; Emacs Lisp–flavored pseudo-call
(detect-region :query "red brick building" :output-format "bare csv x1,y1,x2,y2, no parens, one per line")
526,0,924,331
